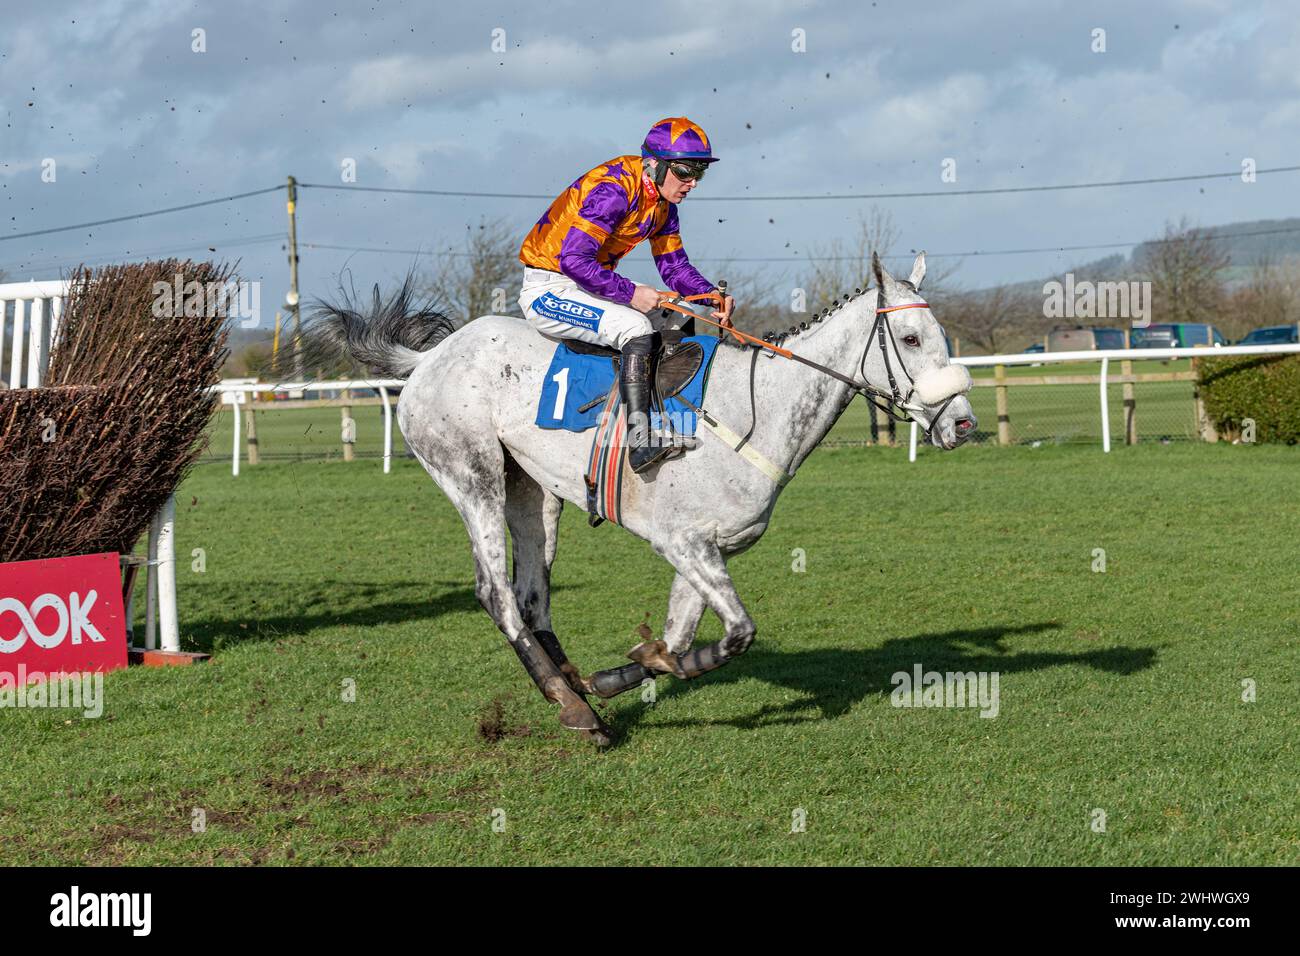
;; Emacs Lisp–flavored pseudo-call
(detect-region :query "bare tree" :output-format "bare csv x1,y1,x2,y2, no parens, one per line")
419,217,520,324
697,260,790,338
798,206,960,313
939,283,1038,355
1224,253,1299,340
1137,218,1230,327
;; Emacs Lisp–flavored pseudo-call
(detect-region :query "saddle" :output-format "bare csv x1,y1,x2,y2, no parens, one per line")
565,326,706,406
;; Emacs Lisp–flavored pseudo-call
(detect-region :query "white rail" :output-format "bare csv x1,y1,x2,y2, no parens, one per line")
213,378,406,475
952,342,1300,367
0,279,70,389
909,342,1300,456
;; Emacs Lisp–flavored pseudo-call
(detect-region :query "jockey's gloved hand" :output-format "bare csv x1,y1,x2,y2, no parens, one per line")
630,285,660,314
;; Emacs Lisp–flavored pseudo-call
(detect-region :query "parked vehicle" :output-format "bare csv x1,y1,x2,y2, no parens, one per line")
1236,325,1299,346
1022,343,1045,354
1130,323,1225,348
1045,326,1128,351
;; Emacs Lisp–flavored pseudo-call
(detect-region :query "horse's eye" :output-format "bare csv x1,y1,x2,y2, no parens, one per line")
903,335,921,348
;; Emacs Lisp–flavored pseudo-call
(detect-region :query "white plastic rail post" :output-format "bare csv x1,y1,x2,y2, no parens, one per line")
26,297,45,387
145,515,159,651
156,494,179,653
232,392,241,477
380,385,393,474
909,420,918,462
9,299,25,387
1100,356,1111,454
49,296,63,356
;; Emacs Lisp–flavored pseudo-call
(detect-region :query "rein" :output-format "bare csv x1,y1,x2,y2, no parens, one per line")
656,291,950,434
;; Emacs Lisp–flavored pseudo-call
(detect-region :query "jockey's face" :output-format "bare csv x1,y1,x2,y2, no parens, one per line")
658,163,697,204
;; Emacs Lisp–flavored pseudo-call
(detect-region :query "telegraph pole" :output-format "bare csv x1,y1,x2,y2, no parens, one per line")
285,175,303,380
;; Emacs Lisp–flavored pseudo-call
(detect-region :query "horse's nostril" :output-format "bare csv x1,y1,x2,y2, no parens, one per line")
955,418,973,433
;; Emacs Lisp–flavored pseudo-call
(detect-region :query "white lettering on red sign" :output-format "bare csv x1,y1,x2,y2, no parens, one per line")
0,591,106,653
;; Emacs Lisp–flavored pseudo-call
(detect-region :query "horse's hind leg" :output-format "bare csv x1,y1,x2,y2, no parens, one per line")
425,440,610,744
504,455,584,694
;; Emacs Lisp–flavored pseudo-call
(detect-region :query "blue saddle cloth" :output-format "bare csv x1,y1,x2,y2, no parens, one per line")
535,336,721,434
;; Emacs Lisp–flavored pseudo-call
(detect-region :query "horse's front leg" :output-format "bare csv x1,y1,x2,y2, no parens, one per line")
582,572,705,697
653,531,755,672
584,536,753,697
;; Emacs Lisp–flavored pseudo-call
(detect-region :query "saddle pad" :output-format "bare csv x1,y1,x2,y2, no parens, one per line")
535,335,721,433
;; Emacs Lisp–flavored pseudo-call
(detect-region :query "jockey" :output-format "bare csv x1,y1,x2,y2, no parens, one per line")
518,116,735,474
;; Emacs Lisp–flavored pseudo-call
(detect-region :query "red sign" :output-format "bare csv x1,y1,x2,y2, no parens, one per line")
0,552,128,683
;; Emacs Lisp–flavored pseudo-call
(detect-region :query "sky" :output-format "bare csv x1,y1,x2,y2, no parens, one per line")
2,0,1298,328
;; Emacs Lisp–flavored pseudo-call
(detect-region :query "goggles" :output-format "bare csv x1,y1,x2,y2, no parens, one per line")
668,161,707,182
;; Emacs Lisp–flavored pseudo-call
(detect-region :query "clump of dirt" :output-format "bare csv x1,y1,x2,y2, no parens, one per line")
476,695,531,742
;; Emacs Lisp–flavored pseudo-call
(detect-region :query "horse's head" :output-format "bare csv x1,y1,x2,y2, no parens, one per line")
864,251,976,450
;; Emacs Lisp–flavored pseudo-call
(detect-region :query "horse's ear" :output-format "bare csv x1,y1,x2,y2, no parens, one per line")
871,251,887,291
909,251,927,290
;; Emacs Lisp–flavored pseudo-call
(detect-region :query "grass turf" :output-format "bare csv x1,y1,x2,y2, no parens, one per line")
2,441,1296,865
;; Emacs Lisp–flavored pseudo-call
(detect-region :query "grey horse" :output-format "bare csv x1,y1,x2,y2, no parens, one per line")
315,252,975,745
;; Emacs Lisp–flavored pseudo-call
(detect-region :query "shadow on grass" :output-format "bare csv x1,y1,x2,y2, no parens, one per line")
178,580,487,653
608,621,1157,734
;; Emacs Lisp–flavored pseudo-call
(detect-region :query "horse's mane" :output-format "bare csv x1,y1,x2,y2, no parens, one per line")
718,281,909,350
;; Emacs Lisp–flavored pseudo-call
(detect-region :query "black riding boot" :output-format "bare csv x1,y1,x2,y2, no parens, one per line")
620,334,671,474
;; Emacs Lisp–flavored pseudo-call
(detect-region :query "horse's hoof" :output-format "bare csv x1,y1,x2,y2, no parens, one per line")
628,639,687,679
577,726,614,748
557,699,604,732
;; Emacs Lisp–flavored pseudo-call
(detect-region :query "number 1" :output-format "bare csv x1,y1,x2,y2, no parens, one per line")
551,367,569,419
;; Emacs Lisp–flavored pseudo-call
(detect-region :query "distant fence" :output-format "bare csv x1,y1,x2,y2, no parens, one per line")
207,379,406,474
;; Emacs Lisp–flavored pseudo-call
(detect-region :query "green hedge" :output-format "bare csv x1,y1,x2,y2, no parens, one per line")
1197,354,1300,444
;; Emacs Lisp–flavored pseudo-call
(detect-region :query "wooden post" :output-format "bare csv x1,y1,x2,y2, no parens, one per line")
872,403,894,447
1122,327,1136,445
246,407,259,465
286,177,303,379
1192,357,1218,443
342,389,355,462
995,364,1011,446
270,310,282,376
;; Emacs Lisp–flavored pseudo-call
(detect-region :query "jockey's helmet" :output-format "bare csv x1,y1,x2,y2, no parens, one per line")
641,117,719,186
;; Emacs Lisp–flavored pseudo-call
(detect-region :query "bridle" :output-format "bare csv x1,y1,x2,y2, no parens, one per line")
656,291,961,439
856,301,960,436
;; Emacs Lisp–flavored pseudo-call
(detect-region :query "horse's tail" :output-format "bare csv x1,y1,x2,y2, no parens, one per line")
307,273,459,378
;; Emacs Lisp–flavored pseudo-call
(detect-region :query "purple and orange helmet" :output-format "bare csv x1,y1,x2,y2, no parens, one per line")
641,117,719,165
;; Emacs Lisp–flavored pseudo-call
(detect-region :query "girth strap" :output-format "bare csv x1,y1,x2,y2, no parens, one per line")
675,395,793,488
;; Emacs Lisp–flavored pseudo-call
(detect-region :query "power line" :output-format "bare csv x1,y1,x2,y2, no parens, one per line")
3,162,1291,251
0,233,285,277
0,185,283,243
300,223,1300,265
298,163,1300,202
